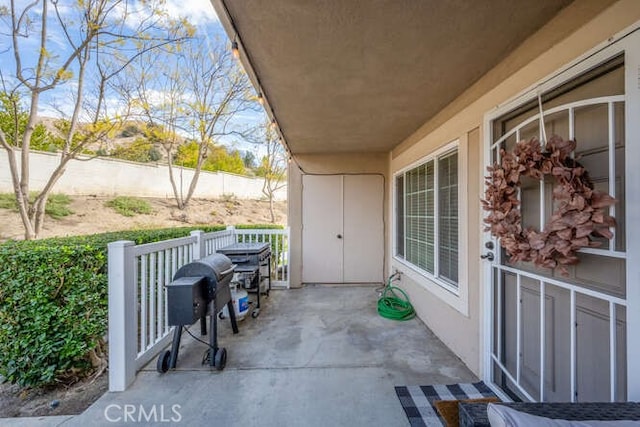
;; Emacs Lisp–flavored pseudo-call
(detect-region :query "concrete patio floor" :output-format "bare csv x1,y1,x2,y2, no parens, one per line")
61,284,476,426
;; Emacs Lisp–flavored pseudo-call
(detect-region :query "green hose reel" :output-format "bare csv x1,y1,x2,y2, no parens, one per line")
377,278,415,321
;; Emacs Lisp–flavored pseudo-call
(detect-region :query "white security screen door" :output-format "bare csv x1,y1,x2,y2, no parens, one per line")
483,30,640,403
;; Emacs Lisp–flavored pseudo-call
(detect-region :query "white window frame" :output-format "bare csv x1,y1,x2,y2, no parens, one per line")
393,139,469,315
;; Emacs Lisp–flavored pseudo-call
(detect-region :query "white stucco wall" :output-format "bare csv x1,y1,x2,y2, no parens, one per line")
0,150,286,200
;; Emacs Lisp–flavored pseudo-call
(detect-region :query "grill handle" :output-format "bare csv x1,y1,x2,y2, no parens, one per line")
220,265,236,277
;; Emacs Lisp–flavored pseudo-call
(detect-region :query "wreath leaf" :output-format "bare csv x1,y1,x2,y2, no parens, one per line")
483,136,616,275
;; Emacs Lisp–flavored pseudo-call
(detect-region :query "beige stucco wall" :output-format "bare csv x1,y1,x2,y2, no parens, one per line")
389,0,640,376
288,153,389,288
284,0,640,377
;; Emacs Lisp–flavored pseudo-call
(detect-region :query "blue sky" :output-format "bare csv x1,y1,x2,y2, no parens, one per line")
0,0,267,157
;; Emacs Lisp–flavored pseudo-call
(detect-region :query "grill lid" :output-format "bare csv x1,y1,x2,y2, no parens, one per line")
173,253,234,283
217,242,270,255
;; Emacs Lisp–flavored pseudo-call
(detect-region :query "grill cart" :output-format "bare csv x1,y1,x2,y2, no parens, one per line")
217,242,271,318
157,253,238,373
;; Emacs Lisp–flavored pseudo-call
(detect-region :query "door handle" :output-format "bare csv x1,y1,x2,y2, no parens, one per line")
480,252,494,262
337,234,343,239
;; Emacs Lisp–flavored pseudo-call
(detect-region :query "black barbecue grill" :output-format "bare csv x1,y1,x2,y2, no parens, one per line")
218,242,271,318
157,253,238,373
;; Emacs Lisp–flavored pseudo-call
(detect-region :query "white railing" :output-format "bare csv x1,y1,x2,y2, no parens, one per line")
107,227,290,391
232,228,290,289
201,229,236,256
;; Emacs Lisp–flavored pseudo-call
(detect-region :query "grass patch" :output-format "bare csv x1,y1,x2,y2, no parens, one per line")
0,193,73,219
105,196,153,217
46,194,74,219
0,193,15,210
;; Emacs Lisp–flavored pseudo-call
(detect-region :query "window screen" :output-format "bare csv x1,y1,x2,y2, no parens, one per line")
438,152,458,284
395,175,405,257
395,148,458,287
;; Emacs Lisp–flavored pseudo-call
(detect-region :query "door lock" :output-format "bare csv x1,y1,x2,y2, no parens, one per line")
485,241,495,250
480,252,495,262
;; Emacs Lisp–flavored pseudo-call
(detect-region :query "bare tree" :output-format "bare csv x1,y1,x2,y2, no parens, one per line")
0,0,189,239
127,34,255,209
124,47,188,207
256,121,287,223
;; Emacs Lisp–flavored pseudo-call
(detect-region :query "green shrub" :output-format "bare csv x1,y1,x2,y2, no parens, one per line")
0,225,228,387
0,193,73,219
148,147,162,162
235,224,284,230
119,124,140,138
105,196,153,217
0,241,107,387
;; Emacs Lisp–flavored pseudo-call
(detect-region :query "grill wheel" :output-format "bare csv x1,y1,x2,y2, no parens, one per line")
157,350,171,373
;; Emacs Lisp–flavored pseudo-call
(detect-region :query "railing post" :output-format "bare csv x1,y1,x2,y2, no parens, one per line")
191,230,205,260
226,225,236,243
108,240,136,392
285,227,291,288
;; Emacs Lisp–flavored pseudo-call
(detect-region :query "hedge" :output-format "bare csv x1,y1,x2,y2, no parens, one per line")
0,224,282,387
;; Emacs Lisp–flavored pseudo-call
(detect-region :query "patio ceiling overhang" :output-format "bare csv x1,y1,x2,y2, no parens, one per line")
210,1,575,155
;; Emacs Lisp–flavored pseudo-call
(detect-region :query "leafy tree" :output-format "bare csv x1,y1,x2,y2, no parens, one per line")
174,141,200,168
206,146,245,174
0,0,190,239
125,34,255,209
175,141,246,174
242,150,257,170
0,93,55,151
111,138,160,163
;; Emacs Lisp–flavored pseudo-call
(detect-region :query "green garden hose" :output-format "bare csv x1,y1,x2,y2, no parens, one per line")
377,276,416,321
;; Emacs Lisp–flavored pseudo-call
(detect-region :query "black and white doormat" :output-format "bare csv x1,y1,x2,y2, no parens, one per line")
395,381,498,427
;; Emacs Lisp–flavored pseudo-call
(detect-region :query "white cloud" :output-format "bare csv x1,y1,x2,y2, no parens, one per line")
131,88,193,111
163,0,219,26
112,0,218,31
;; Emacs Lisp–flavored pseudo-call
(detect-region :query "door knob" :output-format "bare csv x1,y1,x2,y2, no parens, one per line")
337,234,342,239
480,252,494,261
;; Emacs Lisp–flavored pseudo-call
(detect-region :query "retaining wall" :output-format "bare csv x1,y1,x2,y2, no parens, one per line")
0,150,286,200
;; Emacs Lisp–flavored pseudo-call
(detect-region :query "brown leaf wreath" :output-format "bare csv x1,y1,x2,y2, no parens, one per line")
482,136,616,273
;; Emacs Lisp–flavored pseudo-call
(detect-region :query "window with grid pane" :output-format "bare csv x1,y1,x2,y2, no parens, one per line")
438,152,458,284
395,175,405,257
395,149,458,287
405,162,435,273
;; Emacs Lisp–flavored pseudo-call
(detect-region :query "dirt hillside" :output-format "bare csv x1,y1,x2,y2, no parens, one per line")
0,195,287,241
